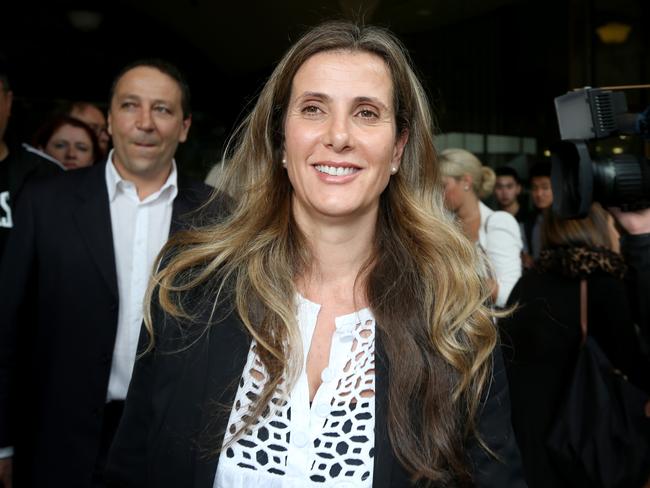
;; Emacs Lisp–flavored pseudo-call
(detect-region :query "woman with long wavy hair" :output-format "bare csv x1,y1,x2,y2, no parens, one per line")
107,21,525,488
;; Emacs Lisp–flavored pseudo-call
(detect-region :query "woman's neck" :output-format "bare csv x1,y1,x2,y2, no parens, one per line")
455,193,481,240
293,206,376,308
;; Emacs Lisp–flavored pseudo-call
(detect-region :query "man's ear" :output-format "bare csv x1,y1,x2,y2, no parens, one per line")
107,112,113,137
6,90,13,115
179,115,192,143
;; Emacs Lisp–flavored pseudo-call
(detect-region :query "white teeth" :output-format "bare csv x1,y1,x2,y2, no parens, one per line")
315,165,357,176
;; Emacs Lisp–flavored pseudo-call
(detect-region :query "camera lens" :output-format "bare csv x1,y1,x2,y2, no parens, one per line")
593,155,650,209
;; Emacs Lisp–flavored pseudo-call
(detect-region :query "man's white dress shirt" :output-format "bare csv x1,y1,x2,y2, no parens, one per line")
105,153,178,401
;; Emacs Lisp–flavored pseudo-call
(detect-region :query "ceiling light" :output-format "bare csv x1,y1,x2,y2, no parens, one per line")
596,22,631,44
67,10,103,32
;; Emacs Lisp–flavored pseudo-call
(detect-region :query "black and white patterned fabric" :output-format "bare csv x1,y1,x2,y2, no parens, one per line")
214,296,376,488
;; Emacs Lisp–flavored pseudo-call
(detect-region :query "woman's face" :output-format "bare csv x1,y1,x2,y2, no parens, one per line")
283,50,407,225
44,124,95,170
441,175,465,212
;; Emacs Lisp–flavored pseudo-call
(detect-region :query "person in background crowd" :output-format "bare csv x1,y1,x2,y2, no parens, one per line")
494,166,528,223
611,206,650,353
106,21,526,488
0,59,214,488
0,59,61,257
440,148,523,307
521,161,553,267
500,202,650,487
32,115,100,170
67,101,111,159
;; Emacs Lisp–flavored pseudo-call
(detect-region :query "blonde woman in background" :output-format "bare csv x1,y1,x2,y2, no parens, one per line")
440,148,523,307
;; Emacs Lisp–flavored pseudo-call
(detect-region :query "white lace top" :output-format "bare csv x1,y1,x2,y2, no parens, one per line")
214,295,376,488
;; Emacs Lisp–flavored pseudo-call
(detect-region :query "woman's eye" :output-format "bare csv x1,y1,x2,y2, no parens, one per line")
358,108,378,118
302,105,322,115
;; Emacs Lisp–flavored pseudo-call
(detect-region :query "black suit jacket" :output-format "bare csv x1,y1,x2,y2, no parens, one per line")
0,162,212,487
500,266,650,487
0,144,62,256
107,286,527,488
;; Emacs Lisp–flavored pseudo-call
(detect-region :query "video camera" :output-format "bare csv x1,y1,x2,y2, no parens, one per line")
550,86,650,218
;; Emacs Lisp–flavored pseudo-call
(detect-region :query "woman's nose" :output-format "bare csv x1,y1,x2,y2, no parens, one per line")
324,113,352,152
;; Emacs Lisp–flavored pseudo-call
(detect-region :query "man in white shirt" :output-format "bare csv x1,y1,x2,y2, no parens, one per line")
0,59,214,487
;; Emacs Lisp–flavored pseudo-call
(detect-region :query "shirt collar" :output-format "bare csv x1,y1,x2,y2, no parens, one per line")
105,149,178,203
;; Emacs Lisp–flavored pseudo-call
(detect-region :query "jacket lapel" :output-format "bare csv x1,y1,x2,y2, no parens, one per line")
189,311,395,488
72,163,118,299
171,178,210,234
193,308,251,488
373,334,393,488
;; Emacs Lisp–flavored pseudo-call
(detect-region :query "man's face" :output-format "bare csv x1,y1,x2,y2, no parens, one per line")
70,104,109,156
494,175,520,207
108,66,190,182
531,176,553,209
0,81,13,143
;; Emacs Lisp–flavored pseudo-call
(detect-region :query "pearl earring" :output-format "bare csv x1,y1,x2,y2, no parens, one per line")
464,186,469,191
391,166,398,174
282,158,287,166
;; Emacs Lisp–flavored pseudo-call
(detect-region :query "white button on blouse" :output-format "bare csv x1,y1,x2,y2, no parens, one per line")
213,295,376,488
320,367,334,383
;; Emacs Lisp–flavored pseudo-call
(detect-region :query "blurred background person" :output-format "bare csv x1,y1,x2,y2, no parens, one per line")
521,161,553,267
66,101,110,159
500,202,650,488
440,148,523,307
494,166,528,223
32,115,100,170
0,59,61,257
611,206,650,350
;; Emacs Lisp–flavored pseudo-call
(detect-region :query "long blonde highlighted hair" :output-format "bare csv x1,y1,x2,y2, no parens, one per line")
146,21,497,486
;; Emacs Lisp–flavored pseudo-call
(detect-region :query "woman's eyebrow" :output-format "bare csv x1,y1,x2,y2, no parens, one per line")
295,92,390,111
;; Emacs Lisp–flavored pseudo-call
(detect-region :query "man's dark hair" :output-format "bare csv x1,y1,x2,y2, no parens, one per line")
495,166,520,184
109,59,191,118
529,160,551,180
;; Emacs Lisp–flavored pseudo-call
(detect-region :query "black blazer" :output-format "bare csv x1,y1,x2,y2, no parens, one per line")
500,267,650,488
0,145,62,256
107,287,527,488
0,162,212,487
